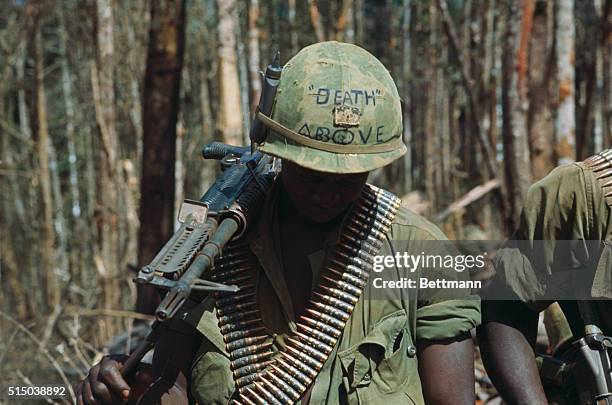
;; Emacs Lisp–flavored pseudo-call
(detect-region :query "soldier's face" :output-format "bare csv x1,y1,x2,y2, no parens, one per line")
281,160,368,223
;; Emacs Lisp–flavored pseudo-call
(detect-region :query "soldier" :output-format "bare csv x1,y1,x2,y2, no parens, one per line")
77,41,480,405
478,151,612,404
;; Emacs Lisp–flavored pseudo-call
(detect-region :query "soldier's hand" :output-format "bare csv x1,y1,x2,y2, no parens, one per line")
77,355,131,405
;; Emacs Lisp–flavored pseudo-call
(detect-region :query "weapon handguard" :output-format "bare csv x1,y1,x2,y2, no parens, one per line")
155,217,239,321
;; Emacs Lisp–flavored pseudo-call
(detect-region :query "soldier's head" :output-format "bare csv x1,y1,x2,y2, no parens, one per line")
258,41,406,222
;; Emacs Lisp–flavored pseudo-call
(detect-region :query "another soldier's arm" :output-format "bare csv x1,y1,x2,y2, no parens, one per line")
478,300,548,405
417,332,474,405
477,163,601,404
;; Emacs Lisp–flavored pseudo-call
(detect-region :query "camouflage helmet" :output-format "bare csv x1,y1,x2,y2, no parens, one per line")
257,41,406,174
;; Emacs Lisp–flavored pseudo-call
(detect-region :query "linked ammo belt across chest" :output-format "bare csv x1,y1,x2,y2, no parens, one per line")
583,149,612,207
209,184,401,405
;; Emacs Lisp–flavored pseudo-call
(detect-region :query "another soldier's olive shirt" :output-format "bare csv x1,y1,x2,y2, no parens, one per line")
492,163,612,334
190,184,481,404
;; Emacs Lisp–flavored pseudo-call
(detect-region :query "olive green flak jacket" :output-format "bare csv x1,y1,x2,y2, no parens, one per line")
189,181,480,404
493,161,612,333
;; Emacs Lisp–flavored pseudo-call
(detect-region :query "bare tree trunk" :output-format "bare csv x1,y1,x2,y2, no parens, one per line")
335,0,353,41
355,0,364,44
127,22,144,169
475,0,497,233
48,141,69,285
0,68,29,319
16,37,41,316
34,15,59,310
248,0,262,114
487,0,501,150
287,0,299,53
517,0,536,102
602,0,612,148
401,0,412,193
482,0,496,95
58,6,83,282
5,42,27,224
236,3,251,144
217,0,243,145
528,0,555,180
93,0,121,338
425,2,438,210
308,0,326,42
434,5,448,200
462,0,479,194
440,47,450,195
462,0,472,80
58,7,81,221
601,0,612,147
583,0,611,152
82,112,98,293
576,0,599,158
409,1,428,192
344,0,355,43
555,0,576,163
191,3,217,196
136,0,186,314
0,232,28,319
502,0,533,230
437,0,498,178
198,73,216,191
269,0,280,52
122,159,140,292
596,38,604,151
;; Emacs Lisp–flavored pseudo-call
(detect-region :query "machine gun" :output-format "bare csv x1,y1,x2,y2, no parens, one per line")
117,53,282,392
136,47,281,323
120,143,276,378
539,304,612,404
539,330,612,405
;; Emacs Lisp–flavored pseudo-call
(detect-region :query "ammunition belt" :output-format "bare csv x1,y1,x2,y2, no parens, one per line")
210,184,401,405
582,149,612,207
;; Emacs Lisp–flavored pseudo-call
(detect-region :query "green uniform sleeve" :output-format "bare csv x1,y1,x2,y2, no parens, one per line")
191,297,235,404
494,163,607,302
415,299,482,341
389,208,481,341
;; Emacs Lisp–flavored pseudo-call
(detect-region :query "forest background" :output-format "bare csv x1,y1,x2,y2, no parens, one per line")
0,0,610,403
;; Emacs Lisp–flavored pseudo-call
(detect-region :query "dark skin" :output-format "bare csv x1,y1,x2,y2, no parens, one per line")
417,333,476,405
76,323,198,405
477,300,549,405
78,356,130,405
76,160,476,404
279,160,368,224
279,161,369,314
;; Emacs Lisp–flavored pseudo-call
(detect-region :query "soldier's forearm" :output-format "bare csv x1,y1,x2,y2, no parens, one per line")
478,301,548,405
417,332,475,405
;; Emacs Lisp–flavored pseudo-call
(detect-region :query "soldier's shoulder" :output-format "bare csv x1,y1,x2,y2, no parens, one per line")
530,162,593,194
389,205,447,241
545,161,585,179
522,160,608,222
